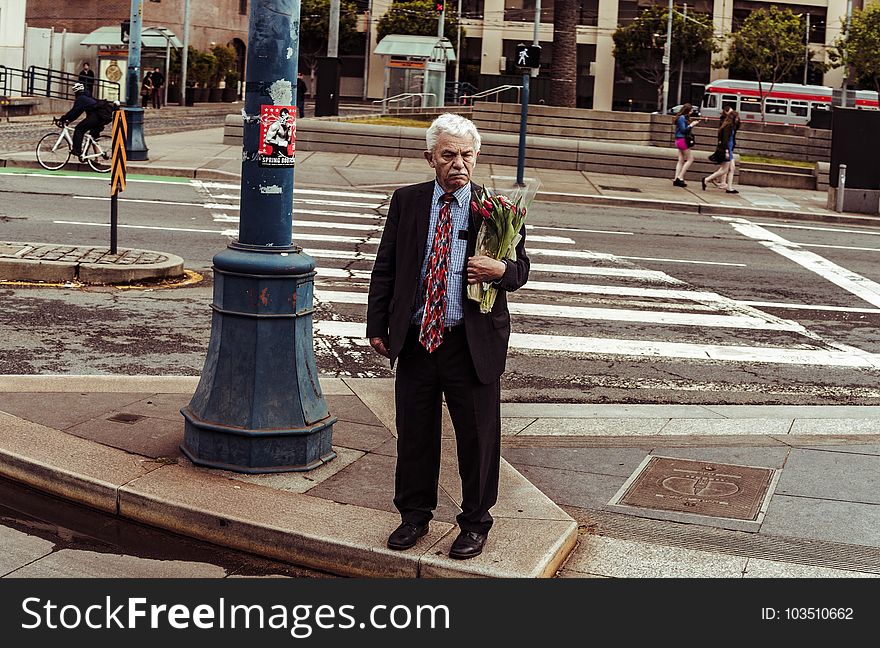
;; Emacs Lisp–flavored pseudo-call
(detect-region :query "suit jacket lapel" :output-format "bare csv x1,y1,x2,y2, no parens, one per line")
414,182,434,272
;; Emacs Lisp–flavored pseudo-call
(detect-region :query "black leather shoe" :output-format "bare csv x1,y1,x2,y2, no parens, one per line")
449,530,487,559
387,522,428,550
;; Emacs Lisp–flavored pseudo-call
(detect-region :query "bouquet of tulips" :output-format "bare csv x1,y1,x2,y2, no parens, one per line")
467,178,539,314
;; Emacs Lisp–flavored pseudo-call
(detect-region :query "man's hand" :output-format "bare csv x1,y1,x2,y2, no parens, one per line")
467,256,506,285
369,336,390,358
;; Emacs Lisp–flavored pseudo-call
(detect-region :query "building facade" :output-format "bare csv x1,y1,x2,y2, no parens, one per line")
25,0,249,54
366,0,870,111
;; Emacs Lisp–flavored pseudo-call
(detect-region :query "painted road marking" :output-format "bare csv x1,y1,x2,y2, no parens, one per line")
313,320,880,368
191,180,389,200
722,217,880,308
314,290,804,331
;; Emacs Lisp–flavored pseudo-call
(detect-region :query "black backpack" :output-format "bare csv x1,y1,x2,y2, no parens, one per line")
91,99,118,123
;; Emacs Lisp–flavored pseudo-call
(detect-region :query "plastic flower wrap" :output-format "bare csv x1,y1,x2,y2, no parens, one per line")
467,177,540,314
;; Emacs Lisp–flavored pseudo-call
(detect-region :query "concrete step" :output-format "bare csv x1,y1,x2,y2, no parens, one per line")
740,161,814,175
739,168,816,190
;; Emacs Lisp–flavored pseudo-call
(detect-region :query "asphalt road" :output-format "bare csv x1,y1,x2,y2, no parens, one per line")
3,168,880,404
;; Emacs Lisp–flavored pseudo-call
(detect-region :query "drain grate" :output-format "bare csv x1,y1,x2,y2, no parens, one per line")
107,413,146,425
597,185,642,193
606,455,779,532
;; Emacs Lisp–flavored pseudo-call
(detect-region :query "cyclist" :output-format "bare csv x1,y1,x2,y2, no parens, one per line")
57,82,112,162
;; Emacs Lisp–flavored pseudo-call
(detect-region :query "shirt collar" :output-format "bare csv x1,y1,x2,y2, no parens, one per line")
433,181,472,206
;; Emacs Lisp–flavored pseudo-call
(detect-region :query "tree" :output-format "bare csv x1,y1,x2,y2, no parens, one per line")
613,5,715,111
376,0,459,45
830,4,880,93
299,0,360,76
211,44,237,87
719,7,805,117
550,0,577,107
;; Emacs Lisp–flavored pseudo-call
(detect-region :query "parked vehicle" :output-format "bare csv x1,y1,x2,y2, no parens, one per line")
699,79,880,126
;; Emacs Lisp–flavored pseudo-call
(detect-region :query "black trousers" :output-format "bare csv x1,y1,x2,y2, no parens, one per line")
73,115,104,156
394,325,501,535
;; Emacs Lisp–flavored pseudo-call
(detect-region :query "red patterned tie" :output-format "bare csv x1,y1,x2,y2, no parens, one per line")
419,192,456,352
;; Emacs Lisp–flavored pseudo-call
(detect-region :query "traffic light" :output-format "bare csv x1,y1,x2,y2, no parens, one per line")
121,20,130,44
435,2,444,12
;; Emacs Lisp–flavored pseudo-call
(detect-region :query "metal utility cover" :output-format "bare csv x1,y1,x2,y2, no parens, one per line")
606,456,780,533
107,413,146,425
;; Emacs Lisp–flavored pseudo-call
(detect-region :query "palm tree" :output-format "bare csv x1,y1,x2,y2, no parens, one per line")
550,1,578,107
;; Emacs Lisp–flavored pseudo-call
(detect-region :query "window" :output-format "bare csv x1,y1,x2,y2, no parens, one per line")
740,97,761,112
722,95,738,111
812,102,830,112
704,93,717,108
765,98,788,115
240,0,247,15
791,100,808,117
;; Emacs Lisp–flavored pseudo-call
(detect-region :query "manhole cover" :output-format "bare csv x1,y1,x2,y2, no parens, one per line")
606,456,779,532
107,413,146,425
597,185,641,193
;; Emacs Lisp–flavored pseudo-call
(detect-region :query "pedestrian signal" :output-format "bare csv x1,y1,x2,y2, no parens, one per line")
435,2,444,12
515,43,541,69
121,20,131,44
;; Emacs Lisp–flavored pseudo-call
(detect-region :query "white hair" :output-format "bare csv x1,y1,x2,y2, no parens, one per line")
425,113,481,153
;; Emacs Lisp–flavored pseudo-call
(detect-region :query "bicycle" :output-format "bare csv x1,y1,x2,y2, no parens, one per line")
36,117,111,173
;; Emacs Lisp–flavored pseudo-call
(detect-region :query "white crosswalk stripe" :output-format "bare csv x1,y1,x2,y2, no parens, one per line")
179,182,880,370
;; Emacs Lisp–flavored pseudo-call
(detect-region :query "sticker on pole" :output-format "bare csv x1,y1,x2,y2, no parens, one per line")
259,105,296,167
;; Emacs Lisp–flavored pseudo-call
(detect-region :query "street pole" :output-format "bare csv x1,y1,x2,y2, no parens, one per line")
841,0,853,107
315,0,340,116
179,0,191,105
362,0,372,101
454,0,462,92
676,4,686,105
181,0,337,473
516,0,540,186
803,13,810,85
124,0,148,160
438,4,445,38
328,0,340,57
662,0,673,114
163,31,171,107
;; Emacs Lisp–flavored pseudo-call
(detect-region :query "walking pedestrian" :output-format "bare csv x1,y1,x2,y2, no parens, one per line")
150,67,165,109
141,71,154,109
673,103,700,187
77,63,96,97
702,109,740,194
296,71,307,120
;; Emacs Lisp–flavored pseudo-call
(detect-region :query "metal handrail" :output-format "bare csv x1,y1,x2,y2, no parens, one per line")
0,65,121,102
459,85,522,106
372,92,437,114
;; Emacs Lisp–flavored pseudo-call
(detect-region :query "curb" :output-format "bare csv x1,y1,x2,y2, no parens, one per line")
0,392,577,579
538,189,880,225
0,244,185,285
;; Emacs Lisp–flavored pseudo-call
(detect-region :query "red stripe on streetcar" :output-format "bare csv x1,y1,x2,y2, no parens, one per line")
705,86,832,103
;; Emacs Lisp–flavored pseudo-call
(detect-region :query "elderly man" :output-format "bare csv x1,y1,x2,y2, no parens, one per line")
366,113,529,559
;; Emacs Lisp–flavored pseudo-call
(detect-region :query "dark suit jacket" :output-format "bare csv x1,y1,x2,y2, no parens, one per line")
367,181,529,384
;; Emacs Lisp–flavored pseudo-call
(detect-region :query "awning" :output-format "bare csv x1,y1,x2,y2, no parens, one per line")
80,26,183,49
374,35,456,62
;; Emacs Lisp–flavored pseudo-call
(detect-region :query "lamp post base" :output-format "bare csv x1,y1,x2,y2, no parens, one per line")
124,106,149,161
180,411,336,474
180,243,336,473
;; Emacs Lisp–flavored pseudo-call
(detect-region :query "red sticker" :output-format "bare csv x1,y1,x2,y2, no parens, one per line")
259,105,296,167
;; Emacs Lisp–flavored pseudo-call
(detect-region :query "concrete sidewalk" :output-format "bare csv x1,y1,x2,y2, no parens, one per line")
0,375,878,578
